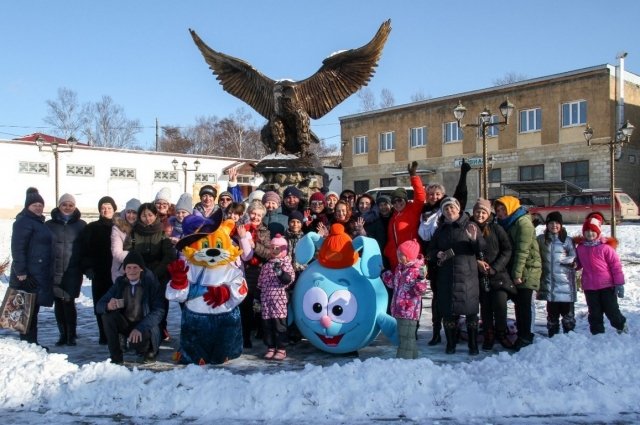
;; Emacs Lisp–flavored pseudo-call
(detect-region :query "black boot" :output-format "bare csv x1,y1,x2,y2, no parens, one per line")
481,328,494,351
66,324,77,346
467,320,479,356
443,321,457,354
547,323,560,338
428,323,442,346
496,330,515,350
55,323,67,347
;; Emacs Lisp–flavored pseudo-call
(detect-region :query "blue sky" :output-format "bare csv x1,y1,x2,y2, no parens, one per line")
2,0,640,151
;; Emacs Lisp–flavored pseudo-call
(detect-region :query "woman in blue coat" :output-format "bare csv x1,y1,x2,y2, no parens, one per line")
9,188,54,346
46,193,87,346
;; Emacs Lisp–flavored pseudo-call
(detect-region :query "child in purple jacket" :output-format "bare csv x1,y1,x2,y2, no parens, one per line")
382,239,428,359
257,234,294,360
575,212,627,335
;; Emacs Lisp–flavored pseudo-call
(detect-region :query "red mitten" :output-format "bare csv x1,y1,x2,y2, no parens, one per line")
167,259,189,290
203,285,230,307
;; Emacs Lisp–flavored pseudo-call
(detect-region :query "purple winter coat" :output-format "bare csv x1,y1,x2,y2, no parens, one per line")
575,238,625,290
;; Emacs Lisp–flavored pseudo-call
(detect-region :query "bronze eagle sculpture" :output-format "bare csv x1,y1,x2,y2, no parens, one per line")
189,20,391,157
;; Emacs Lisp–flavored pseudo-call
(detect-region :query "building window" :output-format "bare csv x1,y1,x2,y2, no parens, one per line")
488,168,501,183
519,164,544,181
195,173,217,183
353,136,368,155
19,161,48,175
380,177,397,187
561,160,589,188
444,121,463,143
482,115,500,138
379,131,395,151
519,108,542,133
67,164,94,177
354,180,369,194
154,170,179,182
410,127,426,148
562,100,587,127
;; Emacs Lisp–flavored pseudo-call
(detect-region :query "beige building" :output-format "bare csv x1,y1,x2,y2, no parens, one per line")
339,64,640,206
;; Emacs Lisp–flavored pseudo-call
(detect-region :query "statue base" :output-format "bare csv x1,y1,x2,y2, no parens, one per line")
255,153,325,199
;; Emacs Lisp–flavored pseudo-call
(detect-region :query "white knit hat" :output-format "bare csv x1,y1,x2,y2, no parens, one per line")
155,187,172,203
58,193,76,207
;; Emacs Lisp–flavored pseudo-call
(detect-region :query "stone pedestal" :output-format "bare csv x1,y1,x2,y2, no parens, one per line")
255,153,325,199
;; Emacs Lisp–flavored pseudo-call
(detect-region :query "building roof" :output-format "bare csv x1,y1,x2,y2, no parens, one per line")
339,64,640,122
13,132,78,146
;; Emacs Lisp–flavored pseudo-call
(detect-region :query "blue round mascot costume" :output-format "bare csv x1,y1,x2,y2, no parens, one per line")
291,223,398,354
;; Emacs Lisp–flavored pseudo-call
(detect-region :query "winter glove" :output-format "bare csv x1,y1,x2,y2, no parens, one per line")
407,161,418,177
616,285,625,299
167,259,189,290
19,276,38,291
202,285,231,308
253,299,262,313
460,158,471,176
273,260,283,277
418,265,427,280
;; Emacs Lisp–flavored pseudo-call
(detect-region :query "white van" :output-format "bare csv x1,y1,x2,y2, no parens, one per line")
365,186,415,201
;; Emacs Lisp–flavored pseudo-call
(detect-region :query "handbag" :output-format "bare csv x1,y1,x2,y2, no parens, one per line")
0,287,37,334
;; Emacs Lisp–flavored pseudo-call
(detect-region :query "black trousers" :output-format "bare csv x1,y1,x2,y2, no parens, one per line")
480,289,509,333
262,317,288,349
102,310,152,362
584,288,626,334
513,288,534,342
546,302,575,332
54,297,77,338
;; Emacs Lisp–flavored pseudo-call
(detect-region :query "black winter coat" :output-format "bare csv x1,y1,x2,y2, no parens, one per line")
95,268,165,354
10,209,55,307
46,208,87,300
428,214,484,317
475,220,516,295
131,219,176,285
81,216,115,287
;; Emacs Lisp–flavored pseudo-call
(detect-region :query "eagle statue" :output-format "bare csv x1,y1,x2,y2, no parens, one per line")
189,20,391,157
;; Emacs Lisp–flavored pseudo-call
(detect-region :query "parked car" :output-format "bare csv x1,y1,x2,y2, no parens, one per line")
365,186,415,201
528,190,640,226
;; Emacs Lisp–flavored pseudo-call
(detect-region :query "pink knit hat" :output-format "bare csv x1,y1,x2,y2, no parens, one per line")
262,191,281,206
397,239,420,262
271,233,288,250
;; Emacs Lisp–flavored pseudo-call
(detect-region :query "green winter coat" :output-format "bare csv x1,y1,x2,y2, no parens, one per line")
506,213,541,291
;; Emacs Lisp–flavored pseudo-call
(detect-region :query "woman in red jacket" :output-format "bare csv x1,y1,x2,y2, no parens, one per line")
383,162,427,270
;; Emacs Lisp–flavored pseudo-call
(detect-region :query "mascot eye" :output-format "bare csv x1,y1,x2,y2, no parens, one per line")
215,238,223,249
327,290,357,324
302,287,328,321
201,240,210,249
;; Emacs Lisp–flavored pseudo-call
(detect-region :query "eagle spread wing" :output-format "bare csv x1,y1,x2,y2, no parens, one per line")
297,20,391,119
189,20,391,121
189,29,276,119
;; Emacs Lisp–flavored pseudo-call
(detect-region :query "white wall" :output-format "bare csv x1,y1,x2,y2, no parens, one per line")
0,139,261,219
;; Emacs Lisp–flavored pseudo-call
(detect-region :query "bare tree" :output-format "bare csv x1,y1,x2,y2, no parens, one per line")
84,96,141,148
357,88,376,112
492,72,528,86
379,88,395,108
44,87,89,138
410,90,431,102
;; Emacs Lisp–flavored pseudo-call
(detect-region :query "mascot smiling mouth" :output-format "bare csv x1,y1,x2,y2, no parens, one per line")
316,333,344,346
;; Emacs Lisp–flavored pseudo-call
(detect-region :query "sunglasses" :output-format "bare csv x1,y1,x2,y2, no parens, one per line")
219,197,232,202
342,195,355,200
310,201,324,206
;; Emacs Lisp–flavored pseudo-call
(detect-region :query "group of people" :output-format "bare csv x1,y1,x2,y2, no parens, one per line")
8,161,628,363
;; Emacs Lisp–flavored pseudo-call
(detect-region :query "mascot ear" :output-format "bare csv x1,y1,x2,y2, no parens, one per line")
353,236,383,279
295,232,323,265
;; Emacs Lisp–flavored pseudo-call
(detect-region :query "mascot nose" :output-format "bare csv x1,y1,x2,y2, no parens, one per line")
320,315,332,329
206,248,221,257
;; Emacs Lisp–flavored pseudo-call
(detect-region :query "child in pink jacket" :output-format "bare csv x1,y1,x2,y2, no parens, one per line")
574,212,627,334
382,239,428,359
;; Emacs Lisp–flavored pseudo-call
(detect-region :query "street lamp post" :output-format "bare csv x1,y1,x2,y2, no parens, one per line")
583,121,635,239
35,136,77,201
172,158,201,192
453,99,515,199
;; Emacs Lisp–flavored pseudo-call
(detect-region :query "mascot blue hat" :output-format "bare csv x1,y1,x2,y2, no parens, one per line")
176,215,218,251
